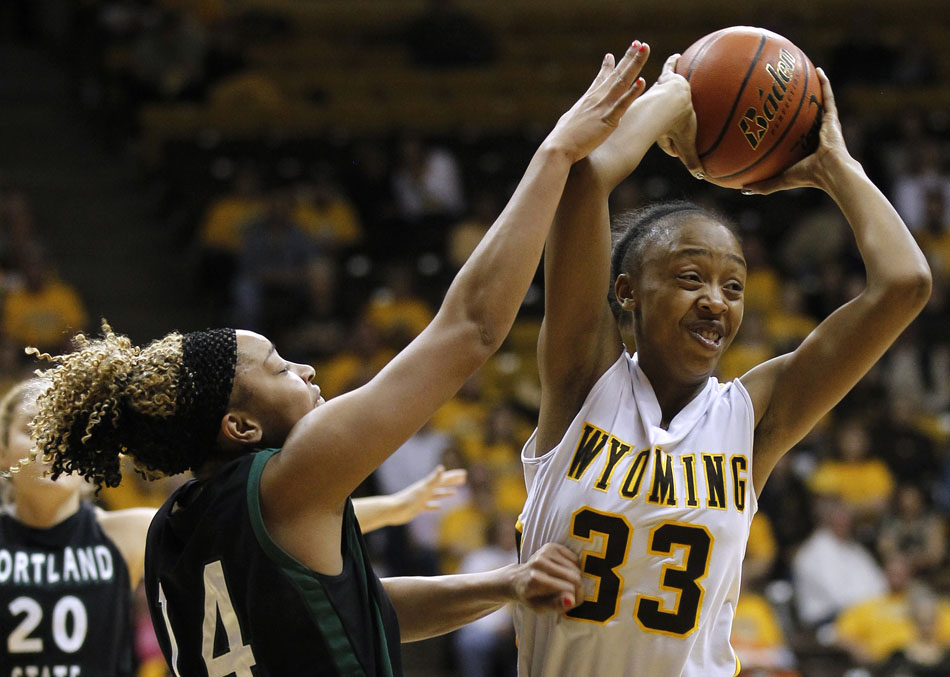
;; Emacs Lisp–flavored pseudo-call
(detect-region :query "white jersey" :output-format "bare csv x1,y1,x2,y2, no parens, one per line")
516,352,755,677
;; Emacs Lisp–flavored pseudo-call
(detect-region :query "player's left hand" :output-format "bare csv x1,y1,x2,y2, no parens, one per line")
740,68,853,195
389,465,467,526
510,543,584,613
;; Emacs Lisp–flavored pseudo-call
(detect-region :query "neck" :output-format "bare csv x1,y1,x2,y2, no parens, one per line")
13,489,81,528
637,357,708,428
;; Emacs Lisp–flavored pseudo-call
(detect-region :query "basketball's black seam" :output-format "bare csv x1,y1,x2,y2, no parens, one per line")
684,32,719,81
710,47,816,182
697,33,767,159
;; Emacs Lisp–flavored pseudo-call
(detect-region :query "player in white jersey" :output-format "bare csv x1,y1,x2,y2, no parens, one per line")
516,47,932,676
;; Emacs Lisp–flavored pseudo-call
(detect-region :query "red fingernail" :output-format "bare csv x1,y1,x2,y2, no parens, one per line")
637,77,645,86
562,595,573,609
639,43,648,53
632,40,640,50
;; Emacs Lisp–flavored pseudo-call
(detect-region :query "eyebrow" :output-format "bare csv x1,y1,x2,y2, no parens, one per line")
263,343,277,366
673,247,747,268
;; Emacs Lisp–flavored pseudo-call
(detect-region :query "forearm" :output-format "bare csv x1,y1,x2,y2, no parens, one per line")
821,155,931,302
382,568,516,642
438,144,573,350
586,83,687,190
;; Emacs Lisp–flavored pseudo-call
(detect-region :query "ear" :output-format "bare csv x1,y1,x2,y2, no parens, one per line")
614,273,638,312
219,411,262,446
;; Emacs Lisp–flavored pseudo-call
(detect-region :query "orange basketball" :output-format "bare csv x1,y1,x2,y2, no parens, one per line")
674,26,824,189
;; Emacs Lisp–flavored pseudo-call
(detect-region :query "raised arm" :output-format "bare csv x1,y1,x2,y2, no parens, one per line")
741,69,932,493
265,43,651,516
536,51,702,453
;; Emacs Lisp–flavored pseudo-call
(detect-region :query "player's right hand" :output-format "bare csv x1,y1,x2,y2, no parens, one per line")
511,543,584,613
544,41,651,164
654,54,705,179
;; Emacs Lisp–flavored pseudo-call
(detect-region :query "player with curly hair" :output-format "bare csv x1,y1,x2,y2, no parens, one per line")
22,43,658,676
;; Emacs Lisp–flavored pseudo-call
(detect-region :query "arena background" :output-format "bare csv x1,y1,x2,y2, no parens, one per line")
1,1,949,676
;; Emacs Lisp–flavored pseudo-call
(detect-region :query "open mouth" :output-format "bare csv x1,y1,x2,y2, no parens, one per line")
689,327,723,350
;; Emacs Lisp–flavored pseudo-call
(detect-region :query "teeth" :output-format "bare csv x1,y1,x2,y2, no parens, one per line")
698,329,719,341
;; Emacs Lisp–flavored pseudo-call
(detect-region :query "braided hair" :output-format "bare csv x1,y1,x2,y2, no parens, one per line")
607,200,741,319
26,321,237,488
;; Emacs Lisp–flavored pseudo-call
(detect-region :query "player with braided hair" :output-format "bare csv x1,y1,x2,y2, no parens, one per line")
514,52,932,675
23,43,658,676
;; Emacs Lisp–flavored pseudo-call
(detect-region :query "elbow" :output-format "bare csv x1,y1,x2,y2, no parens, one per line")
899,263,933,312
878,263,932,315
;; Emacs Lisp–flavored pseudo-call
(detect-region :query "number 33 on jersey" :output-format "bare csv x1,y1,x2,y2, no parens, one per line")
515,354,755,677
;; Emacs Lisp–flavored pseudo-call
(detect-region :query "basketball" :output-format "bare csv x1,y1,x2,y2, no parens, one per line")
674,26,824,189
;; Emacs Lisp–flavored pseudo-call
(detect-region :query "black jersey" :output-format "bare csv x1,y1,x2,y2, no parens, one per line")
0,502,135,677
144,448,402,677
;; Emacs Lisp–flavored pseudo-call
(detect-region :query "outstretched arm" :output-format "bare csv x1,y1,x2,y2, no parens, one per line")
536,51,703,453
265,42,652,532
741,69,932,493
382,543,582,642
353,466,466,533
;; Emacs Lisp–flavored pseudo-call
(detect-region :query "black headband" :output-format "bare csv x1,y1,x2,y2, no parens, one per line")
179,328,237,450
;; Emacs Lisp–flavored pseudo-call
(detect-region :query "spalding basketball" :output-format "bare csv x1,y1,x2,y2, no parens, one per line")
674,26,823,189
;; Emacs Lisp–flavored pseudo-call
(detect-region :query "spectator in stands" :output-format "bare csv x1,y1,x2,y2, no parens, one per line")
877,484,947,578
315,316,394,398
374,423,459,576
893,139,950,234
872,397,942,492
364,261,434,351
756,452,815,579
446,189,499,270
231,188,316,338
764,280,818,353
195,163,265,312
792,498,887,628
293,166,364,252
1,246,88,356
808,413,895,523
879,587,950,676
130,7,208,101
914,187,950,279
277,255,350,364
880,321,950,419
392,134,465,252
834,554,950,666
716,309,773,382
731,514,798,676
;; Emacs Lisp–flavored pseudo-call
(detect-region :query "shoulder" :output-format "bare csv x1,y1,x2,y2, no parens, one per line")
96,506,156,586
96,506,156,553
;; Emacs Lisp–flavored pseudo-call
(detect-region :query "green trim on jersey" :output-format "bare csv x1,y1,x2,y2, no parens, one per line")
246,449,367,676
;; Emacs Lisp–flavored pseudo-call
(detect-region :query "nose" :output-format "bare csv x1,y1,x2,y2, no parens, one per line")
698,286,727,315
296,362,316,383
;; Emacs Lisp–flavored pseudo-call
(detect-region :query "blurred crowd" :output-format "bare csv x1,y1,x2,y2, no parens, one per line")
1,1,950,676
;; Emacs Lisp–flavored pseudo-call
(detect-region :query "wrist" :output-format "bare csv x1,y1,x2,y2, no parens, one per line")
496,563,521,603
815,151,865,196
538,138,583,167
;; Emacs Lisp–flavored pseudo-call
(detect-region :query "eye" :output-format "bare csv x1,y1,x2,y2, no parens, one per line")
678,272,702,284
725,281,744,293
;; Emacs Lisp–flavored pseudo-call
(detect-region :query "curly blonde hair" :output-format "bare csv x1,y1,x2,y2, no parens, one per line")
27,321,189,487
